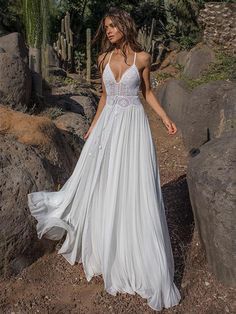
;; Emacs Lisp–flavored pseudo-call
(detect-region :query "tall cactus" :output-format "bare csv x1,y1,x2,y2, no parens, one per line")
23,0,42,49
41,0,50,81
23,0,42,97
86,28,91,81
53,11,74,72
23,0,50,96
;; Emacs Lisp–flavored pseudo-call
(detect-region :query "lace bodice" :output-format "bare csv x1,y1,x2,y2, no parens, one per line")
102,50,140,97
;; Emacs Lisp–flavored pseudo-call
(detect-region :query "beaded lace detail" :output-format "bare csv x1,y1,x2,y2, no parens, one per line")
102,51,140,97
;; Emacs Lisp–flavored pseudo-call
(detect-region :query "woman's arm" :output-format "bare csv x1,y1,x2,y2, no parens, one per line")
90,80,107,128
84,54,107,139
140,53,177,135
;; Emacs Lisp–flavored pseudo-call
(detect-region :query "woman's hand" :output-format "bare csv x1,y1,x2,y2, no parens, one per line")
84,125,94,140
161,116,177,135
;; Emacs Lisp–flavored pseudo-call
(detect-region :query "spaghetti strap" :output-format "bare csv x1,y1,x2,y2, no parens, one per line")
108,50,114,64
133,52,136,65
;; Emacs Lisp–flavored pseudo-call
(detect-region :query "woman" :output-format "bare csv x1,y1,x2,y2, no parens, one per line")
28,7,181,311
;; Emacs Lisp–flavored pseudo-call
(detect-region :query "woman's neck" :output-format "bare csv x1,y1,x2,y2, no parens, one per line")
114,43,132,55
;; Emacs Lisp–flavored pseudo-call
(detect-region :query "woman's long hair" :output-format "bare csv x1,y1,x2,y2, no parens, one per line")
92,7,143,71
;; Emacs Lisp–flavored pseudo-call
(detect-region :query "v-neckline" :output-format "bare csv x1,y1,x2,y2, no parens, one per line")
108,63,135,84
107,50,136,84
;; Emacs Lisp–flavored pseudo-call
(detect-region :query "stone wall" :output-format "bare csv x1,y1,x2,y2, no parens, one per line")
198,2,236,54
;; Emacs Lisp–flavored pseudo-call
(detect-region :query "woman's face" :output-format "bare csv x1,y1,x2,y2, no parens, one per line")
104,16,124,44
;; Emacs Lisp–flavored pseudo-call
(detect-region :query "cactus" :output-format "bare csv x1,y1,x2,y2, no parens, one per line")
41,0,50,81
86,28,91,81
23,0,42,97
23,0,51,97
53,11,74,72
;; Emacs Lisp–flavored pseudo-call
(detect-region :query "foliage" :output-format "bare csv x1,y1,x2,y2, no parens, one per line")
3,0,235,71
156,71,174,82
0,0,24,35
130,0,166,29
178,35,200,50
74,50,86,71
164,0,201,45
196,0,235,5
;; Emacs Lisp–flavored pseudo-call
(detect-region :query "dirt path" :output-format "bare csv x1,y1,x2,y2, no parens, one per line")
0,94,235,314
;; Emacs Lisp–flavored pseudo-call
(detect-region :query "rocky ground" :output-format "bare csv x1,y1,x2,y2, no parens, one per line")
0,75,235,313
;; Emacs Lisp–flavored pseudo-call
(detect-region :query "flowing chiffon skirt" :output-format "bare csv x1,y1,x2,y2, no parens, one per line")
28,99,181,311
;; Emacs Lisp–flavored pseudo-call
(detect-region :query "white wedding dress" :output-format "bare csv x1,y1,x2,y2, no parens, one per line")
28,50,181,311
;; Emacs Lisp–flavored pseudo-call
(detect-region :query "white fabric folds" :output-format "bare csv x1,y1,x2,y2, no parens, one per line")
28,50,181,311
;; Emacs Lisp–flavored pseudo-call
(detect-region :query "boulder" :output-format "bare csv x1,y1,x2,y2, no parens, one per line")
176,50,189,67
0,32,28,63
187,135,236,286
0,106,83,184
159,51,178,70
55,112,90,140
0,53,32,106
181,80,236,152
0,134,54,276
154,79,190,129
0,104,90,275
156,79,236,153
59,94,97,121
70,95,97,120
183,43,215,79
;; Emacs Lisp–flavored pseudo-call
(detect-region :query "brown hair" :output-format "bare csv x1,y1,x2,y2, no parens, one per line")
92,7,143,72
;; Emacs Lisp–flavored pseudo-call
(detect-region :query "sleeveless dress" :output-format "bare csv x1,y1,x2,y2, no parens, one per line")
28,50,181,311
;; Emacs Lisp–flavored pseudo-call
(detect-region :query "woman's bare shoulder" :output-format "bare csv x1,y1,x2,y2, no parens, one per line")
136,51,151,67
137,51,151,69
98,52,110,63
97,52,109,72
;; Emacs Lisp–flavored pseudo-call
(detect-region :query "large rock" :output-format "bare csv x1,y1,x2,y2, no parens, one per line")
176,50,188,67
0,105,90,276
0,135,54,276
0,32,28,63
183,43,215,79
54,112,88,157
187,135,236,286
55,112,90,140
181,80,236,152
154,79,190,129
0,53,32,106
58,94,97,121
156,79,236,153
69,95,97,121
0,106,83,184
